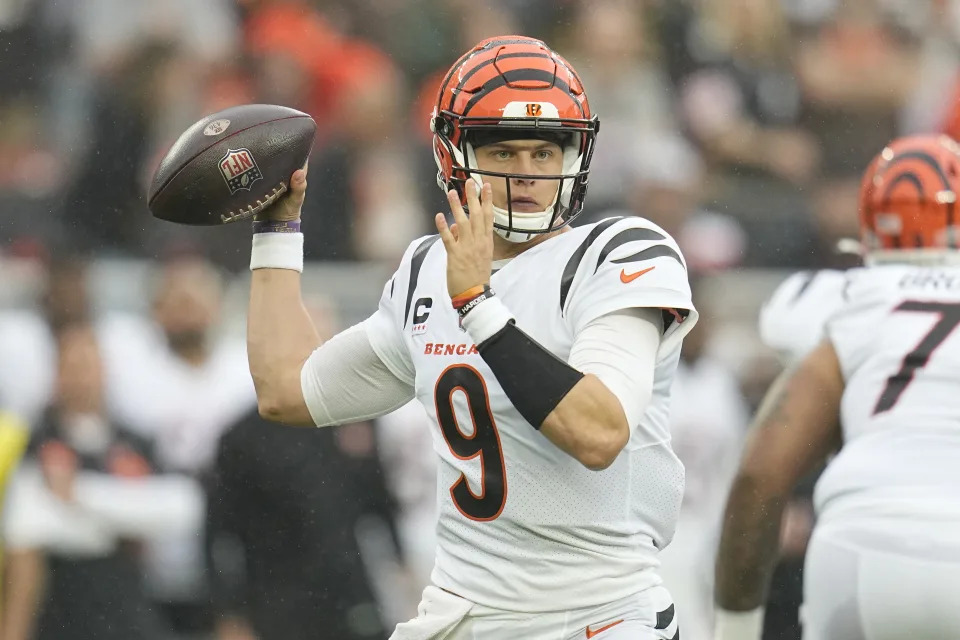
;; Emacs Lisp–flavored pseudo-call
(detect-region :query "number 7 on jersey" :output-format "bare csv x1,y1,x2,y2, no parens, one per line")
874,300,960,414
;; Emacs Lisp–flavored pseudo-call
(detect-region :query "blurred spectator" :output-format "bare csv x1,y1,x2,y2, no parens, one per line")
794,0,922,266
20,0,239,258
207,300,394,640
41,0,237,76
98,255,255,638
794,0,919,170
657,288,749,640
102,255,254,468
304,51,426,261
38,0,237,156
0,253,91,426
2,0,949,272
660,0,822,267
565,0,678,213
0,0,45,103
1,323,203,640
241,0,426,261
207,411,390,640
243,0,342,126
63,41,203,256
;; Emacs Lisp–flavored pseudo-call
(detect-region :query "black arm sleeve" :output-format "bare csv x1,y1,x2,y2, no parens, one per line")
478,321,584,429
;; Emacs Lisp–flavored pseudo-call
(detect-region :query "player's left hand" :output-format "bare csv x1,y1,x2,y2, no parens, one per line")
435,181,495,298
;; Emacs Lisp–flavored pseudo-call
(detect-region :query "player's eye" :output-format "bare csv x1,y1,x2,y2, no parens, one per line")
535,149,554,161
495,150,512,160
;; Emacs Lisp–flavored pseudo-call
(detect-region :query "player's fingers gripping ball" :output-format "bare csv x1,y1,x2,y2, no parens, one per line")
256,166,307,223
435,181,495,299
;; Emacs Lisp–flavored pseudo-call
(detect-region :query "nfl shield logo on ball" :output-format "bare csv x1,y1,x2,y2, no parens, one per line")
219,148,263,194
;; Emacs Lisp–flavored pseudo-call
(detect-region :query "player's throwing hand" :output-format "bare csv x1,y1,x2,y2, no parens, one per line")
435,181,495,298
255,167,307,223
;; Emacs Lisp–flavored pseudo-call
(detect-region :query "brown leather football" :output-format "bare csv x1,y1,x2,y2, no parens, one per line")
148,104,316,226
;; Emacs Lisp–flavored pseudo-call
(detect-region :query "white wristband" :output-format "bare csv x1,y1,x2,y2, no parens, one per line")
714,607,764,640
250,232,304,272
461,296,515,345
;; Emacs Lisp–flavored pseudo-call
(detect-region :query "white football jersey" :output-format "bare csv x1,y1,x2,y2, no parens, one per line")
814,266,960,521
366,217,697,612
758,269,848,364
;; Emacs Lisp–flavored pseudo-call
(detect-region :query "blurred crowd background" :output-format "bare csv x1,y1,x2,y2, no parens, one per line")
2,0,959,638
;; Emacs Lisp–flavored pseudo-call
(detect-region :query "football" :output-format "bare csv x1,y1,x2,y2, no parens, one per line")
147,104,317,226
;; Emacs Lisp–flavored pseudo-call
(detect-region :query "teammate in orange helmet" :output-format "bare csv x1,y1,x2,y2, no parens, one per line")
715,134,960,640
245,36,697,639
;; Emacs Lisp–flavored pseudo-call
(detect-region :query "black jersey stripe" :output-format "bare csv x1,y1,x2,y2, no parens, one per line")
842,274,854,301
593,227,666,273
559,217,624,314
656,603,675,630
788,271,814,304
610,244,685,268
403,235,440,328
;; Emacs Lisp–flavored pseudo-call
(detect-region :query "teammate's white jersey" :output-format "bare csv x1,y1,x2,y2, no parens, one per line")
758,269,848,364
762,266,960,523
366,217,697,613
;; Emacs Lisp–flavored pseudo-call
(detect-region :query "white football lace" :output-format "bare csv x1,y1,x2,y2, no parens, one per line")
220,182,289,223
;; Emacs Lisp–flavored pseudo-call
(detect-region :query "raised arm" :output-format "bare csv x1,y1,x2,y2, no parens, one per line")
246,169,321,425
247,168,415,427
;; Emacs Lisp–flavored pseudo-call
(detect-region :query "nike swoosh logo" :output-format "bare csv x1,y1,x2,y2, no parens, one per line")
620,266,656,283
585,619,624,638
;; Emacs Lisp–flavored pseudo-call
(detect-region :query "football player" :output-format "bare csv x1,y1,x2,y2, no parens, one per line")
246,36,697,639
713,135,960,640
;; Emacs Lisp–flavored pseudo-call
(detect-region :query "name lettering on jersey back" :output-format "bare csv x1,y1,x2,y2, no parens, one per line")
424,343,478,356
898,272,960,291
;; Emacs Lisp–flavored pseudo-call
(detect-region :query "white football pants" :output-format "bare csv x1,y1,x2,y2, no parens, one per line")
390,583,680,640
802,518,960,640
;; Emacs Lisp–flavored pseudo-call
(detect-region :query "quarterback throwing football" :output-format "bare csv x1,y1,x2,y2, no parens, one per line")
246,36,696,639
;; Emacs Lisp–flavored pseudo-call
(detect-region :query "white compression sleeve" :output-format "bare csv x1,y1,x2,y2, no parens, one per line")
300,321,416,427
568,307,663,430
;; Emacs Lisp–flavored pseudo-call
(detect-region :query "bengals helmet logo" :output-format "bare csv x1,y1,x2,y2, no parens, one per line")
525,103,543,117
859,135,960,252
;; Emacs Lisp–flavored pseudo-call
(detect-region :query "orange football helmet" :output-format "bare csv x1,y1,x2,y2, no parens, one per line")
431,36,599,242
859,134,960,263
